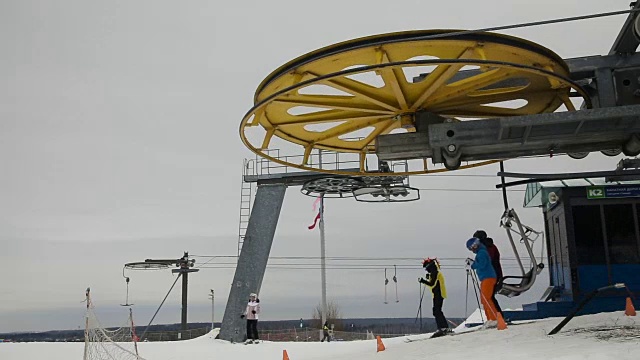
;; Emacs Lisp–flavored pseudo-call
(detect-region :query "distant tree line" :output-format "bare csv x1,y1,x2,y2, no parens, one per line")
0,317,464,343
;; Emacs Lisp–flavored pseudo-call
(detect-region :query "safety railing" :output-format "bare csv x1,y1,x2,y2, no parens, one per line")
255,327,413,342
245,147,409,178
139,327,209,342
251,149,362,176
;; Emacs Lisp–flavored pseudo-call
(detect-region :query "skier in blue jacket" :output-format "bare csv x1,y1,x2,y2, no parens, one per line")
466,237,499,327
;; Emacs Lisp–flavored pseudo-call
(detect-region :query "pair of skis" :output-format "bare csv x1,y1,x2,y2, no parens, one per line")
404,325,483,343
404,319,537,342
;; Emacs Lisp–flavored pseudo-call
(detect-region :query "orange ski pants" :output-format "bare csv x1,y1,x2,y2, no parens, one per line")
480,278,498,321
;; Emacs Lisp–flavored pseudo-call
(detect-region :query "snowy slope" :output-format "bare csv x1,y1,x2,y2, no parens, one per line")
1,311,638,360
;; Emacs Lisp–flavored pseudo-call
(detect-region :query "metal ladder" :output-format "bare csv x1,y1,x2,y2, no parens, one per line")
237,159,255,256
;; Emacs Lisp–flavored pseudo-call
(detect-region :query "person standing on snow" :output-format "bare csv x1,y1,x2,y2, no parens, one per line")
240,293,260,343
418,258,451,336
466,238,499,328
321,321,331,342
473,230,503,315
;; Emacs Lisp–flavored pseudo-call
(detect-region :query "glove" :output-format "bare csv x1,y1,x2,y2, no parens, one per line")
465,258,474,266
240,314,245,319
418,277,427,284
252,310,257,314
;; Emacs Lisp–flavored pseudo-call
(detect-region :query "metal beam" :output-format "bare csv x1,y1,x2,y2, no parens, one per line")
414,53,640,86
244,168,360,186
595,67,617,107
565,52,640,80
377,105,640,167
414,52,640,82
414,52,640,110
219,184,287,343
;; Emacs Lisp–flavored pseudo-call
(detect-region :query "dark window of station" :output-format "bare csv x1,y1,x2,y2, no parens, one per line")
572,205,606,264
603,204,639,264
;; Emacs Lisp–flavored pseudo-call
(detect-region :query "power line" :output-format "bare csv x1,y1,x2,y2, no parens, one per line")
194,264,537,268
190,255,546,270
191,255,539,261
414,8,640,41
195,259,542,265
190,258,546,270
413,174,498,178
414,188,525,192
195,262,540,267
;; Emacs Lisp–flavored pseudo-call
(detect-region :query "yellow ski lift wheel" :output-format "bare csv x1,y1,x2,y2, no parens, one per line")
240,30,590,176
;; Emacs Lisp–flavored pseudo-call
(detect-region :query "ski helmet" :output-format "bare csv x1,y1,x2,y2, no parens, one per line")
422,258,440,271
466,237,480,250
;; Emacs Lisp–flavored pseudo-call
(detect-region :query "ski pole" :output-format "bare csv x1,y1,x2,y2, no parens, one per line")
393,265,399,303
414,282,427,328
470,270,485,322
384,268,389,304
465,268,470,318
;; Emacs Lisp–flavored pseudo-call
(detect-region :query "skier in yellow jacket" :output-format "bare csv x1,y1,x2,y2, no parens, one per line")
419,258,451,337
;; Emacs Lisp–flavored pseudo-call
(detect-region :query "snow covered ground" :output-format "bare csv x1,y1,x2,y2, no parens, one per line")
2,311,638,360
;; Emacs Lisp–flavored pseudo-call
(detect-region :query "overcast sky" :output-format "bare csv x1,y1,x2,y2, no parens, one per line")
0,0,631,333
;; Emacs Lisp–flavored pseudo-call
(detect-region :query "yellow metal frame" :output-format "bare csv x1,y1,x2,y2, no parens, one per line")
240,30,590,176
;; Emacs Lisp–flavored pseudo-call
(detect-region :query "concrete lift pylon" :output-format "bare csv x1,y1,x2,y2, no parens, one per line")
220,4,640,342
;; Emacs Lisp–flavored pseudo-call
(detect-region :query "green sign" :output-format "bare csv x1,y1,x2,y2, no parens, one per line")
586,186,605,199
587,185,640,199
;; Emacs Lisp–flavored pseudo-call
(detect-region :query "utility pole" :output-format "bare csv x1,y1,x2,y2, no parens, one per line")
319,194,327,326
209,289,215,332
318,151,328,327
171,252,198,332
124,251,199,340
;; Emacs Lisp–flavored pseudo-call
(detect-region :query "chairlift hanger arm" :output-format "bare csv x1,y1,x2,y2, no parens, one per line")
609,1,640,55
500,161,509,210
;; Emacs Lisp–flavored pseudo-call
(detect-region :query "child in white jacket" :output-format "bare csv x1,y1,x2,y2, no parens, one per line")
241,293,261,343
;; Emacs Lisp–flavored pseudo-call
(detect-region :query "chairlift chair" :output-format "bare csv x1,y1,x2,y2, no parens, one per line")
497,209,545,297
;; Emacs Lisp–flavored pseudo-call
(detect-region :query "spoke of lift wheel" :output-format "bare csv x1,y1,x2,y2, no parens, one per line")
306,71,402,112
410,47,479,110
240,30,590,176
424,68,517,108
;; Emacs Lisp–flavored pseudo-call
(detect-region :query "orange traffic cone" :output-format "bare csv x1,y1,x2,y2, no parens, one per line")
625,297,636,316
376,335,386,352
496,313,508,330
283,349,290,360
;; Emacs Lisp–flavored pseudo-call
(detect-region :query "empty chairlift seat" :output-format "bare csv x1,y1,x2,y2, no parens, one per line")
498,209,546,297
